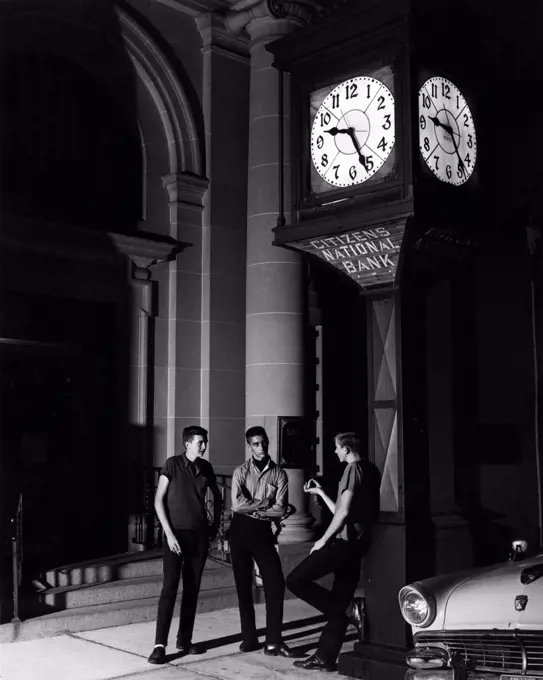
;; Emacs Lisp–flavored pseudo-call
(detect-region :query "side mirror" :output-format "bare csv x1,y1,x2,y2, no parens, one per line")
509,539,528,561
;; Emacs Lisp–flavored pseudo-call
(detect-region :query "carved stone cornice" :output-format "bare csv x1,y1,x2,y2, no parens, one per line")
0,212,187,270
195,11,249,61
162,172,209,208
225,0,344,43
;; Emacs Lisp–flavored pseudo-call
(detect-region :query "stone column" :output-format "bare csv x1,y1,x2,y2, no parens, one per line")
226,0,316,543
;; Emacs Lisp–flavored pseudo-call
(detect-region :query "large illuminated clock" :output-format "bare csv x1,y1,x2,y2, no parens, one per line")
310,76,395,189
418,76,477,186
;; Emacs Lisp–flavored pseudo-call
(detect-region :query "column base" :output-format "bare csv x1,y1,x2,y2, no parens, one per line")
277,513,316,543
339,643,408,680
277,468,316,543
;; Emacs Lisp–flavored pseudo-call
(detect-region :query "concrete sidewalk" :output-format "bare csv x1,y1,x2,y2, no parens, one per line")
0,599,358,680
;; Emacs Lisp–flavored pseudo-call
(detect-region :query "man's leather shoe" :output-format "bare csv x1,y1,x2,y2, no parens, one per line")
345,597,364,639
176,642,204,655
264,643,301,658
293,652,335,671
239,640,261,652
147,646,166,664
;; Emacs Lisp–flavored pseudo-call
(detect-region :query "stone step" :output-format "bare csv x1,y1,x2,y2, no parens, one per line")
41,562,236,610
1,585,247,644
45,548,229,588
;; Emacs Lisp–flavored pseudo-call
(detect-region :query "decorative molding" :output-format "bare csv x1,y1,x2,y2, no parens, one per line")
195,11,250,61
162,172,209,207
225,0,345,40
117,8,204,177
0,213,186,271
162,172,209,236
157,0,229,18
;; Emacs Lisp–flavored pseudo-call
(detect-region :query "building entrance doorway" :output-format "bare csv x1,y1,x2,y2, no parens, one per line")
1,291,124,583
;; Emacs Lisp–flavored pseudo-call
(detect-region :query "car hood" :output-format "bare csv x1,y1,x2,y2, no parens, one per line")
412,555,543,633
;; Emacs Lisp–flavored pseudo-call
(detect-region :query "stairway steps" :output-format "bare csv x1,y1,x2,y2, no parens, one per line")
41,562,235,609
46,550,228,588
1,585,245,644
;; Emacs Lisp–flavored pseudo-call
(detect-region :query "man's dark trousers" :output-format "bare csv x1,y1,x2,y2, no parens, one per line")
286,535,370,664
229,513,285,645
155,529,208,646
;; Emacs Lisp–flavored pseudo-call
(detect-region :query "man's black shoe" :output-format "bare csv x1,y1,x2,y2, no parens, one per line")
264,642,302,658
176,642,205,655
345,597,364,639
147,646,166,664
239,640,261,652
293,652,335,672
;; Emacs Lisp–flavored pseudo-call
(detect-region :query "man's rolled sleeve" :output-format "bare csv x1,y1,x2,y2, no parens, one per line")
341,463,363,495
231,467,259,514
159,457,174,482
266,469,289,518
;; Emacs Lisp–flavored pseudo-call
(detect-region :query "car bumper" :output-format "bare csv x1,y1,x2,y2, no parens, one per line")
406,670,502,680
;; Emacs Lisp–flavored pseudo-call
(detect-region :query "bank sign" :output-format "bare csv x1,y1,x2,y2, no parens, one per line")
291,222,404,291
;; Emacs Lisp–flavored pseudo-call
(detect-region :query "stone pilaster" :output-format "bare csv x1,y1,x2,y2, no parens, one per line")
226,0,316,542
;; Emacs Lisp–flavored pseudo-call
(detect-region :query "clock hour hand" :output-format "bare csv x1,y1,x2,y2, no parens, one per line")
325,126,351,136
429,115,459,138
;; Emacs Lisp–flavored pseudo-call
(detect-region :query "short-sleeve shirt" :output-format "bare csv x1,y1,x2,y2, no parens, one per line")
160,454,217,531
336,460,381,542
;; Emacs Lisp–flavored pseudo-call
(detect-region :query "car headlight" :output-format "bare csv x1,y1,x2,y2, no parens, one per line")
398,586,436,628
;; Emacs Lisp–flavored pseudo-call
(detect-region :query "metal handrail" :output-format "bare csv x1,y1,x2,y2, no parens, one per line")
11,493,23,623
131,467,233,565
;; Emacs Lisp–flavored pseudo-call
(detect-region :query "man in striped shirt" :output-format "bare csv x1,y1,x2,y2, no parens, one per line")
229,426,299,657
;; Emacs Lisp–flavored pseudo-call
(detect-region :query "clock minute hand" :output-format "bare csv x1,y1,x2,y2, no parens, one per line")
430,115,465,176
346,128,368,171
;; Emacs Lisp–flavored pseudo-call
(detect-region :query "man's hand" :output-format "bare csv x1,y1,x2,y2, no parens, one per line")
304,478,323,495
310,537,327,554
208,524,219,541
166,532,181,555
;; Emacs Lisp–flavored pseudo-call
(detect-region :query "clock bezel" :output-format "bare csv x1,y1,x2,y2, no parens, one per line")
290,41,410,222
309,73,397,191
415,68,480,193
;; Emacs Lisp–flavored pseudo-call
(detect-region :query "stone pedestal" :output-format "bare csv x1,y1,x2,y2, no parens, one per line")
278,468,315,543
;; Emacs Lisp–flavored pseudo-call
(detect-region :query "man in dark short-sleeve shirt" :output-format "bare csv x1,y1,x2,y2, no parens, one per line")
286,432,381,672
147,426,222,665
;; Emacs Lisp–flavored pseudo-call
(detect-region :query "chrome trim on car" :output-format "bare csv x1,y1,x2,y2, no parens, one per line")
414,631,543,676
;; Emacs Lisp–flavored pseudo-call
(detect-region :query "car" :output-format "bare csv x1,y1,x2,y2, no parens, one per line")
398,540,543,680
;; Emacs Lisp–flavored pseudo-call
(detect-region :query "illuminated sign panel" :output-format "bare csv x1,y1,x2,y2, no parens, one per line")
291,222,405,290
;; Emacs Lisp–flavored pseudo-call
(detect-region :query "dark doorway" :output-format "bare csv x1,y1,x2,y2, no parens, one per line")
1,291,122,580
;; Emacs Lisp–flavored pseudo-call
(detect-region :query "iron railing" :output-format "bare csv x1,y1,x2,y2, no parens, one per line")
10,493,23,622
131,467,232,565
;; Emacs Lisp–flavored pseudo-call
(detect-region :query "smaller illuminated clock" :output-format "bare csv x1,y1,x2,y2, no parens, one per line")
418,76,477,186
310,76,395,188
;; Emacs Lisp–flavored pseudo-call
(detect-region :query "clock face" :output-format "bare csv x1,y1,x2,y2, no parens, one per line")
418,77,477,186
310,76,395,189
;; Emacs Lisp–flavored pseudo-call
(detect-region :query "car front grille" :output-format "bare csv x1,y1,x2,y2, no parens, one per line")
415,631,543,675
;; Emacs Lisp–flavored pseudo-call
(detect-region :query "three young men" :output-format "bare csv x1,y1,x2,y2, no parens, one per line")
148,426,222,665
149,425,379,671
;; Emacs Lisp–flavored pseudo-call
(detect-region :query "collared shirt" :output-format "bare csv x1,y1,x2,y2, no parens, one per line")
160,453,219,531
231,457,288,520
